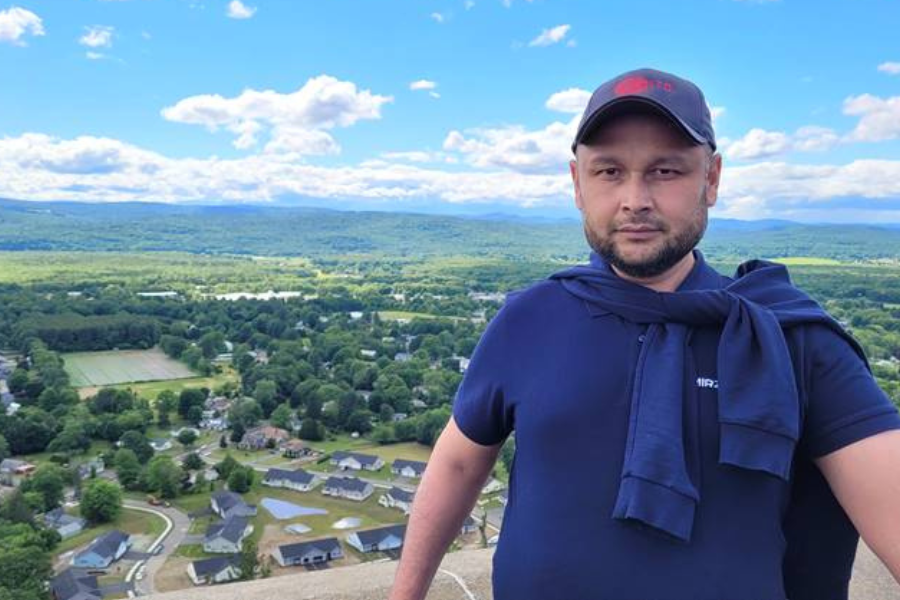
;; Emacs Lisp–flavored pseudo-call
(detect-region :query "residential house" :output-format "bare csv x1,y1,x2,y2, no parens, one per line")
330,451,384,472
203,516,253,554
273,537,343,567
391,459,427,479
346,524,407,553
349,311,364,320
321,476,373,502
238,425,289,450
378,486,415,514
460,515,479,535
187,555,242,585
360,349,377,358
77,458,105,480
43,508,87,539
498,489,508,506
281,439,311,458
482,478,505,494
0,458,36,486
262,468,317,492
150,438,172,452
72,530,130,569
211,490,258,519
51,568,102,600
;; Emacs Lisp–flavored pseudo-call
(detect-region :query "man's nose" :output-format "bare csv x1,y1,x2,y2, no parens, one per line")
620,175,653,213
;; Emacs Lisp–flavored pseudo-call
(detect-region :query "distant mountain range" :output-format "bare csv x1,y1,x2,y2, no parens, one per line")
1,197,898,261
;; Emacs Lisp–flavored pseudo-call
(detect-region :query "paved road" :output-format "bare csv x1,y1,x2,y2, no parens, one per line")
123,500,190,597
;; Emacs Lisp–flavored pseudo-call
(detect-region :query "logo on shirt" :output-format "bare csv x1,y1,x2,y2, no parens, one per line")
696,377,718,389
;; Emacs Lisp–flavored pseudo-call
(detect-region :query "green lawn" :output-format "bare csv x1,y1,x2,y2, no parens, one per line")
771,256,843,266
63,348,197,387
109,366,239,401
55,506,167,556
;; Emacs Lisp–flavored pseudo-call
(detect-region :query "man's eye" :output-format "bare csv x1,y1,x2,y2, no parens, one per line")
654,168,679,177
595,168,618,177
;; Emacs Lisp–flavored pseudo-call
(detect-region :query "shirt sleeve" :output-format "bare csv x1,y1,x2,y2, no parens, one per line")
451,297,518,447
800,323,900,459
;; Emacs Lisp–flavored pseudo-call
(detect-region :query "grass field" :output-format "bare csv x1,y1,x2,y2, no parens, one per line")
771,256,843,266
55,506,167,556
63,347,197,387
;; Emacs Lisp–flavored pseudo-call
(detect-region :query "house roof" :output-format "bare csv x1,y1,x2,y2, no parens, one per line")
51,568,101,600
386,486,414,503
392,459,427,473
278,537,341,559
0,458,31,471
324,476,371,493
264,468,314,485
44,508,86,529
244,425,289,440
79,529,129,561
332,451,381,466
205,516,249,544
352,524,407,547
191,554,241,578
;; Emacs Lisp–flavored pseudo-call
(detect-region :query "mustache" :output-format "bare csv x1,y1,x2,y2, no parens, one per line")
613,219,667,231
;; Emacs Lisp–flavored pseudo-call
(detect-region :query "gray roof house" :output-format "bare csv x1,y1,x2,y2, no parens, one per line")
330,451,384,472
188,554,242,585
0,457,35,486
273,537,343,567
51,568,102,600
211,490,258,519
43,508,87,539
262,468,317,492
378,486,415,514
72,530,130,569
346,524,407,553
391,459,427,478
203,516,253,554
322,476,373,501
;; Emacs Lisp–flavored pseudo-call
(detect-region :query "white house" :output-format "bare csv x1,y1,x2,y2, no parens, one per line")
346,524,407,553
188,555,242,585
321,476,373,502
330,451,384,472
273,538,343,567
262,468,317,492
378,486,415,514
391,459,427,479
203,517,252,554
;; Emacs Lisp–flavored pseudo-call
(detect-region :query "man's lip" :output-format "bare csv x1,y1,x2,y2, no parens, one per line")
617,227,660,232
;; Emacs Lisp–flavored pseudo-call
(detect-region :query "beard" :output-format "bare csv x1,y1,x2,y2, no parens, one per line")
583,187,709,279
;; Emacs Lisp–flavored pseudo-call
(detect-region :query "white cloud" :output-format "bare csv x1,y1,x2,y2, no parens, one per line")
529,24,570,47
443,116,578,174
843,94,900,142
429,91,441,99
410,80,437,91
431,12,445,23
465,1,475,9
4,132,900,221
877,62,900,75
710,106,726,122
85,51,106,61
79,25,114,48
161,75,393,153
545,88,590,114
0,6,44,46
724,125,839,160
227,0,256,19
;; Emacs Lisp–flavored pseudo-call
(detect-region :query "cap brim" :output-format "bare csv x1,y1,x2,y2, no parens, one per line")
571,96,708,153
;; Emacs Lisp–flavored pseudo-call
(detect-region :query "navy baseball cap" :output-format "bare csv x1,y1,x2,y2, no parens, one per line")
571,68,716,153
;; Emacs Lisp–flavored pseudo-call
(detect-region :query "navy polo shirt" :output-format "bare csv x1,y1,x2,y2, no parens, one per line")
452,250,900,600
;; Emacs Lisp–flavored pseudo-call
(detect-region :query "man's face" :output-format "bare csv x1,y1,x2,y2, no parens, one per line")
569,109,722,279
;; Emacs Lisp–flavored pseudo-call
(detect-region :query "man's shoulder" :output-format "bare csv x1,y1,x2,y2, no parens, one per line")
503,278,580,314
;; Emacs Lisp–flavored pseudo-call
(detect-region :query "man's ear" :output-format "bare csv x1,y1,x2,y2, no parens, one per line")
704,152,722,208
570,158,584,212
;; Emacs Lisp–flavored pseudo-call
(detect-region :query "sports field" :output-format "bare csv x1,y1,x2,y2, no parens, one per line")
63,347,197,387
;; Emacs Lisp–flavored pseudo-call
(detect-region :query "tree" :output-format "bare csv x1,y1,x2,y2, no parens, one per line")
0,434,9,464
229,398,262,430
114,448,142,490
253,379,278,416
146,455,181,499
156,389,177,427
80,479,122,524
219,434,228,449
215,454,240,481
119,431,154,464
177,429,198,447
238,537,259,581
270,403,293,431
182,452,204,471
500,436,516,474
21,465,66,512
298,418,324,441
227,466,253,493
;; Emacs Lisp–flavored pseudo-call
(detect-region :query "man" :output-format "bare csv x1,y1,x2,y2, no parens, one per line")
388,68,900,599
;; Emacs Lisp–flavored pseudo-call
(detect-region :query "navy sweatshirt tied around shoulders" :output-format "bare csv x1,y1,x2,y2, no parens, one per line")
548,250,870,542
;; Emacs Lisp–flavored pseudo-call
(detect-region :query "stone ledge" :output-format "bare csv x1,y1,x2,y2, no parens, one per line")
145,543,897,600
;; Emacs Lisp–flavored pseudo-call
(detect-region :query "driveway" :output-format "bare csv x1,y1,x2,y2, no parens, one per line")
123,500,191,597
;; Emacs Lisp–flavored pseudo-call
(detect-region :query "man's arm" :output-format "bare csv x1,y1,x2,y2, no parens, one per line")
388,416,503,600
815,429,900,583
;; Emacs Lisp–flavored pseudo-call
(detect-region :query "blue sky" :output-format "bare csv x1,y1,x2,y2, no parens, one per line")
1,0,899,222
